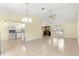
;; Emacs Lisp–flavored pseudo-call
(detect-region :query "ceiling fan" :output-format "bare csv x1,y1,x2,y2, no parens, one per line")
41,8,56,20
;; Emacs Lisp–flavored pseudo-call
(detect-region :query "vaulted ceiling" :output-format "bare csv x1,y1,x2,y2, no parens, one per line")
0,3,79,24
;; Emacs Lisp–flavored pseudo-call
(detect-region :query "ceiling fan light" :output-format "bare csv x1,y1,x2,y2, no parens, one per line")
49,16,53,18
49,15,56,19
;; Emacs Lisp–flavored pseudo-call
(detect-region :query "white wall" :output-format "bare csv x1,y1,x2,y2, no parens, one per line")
63,21,77,39
44,20,77,39
0,16,42,41
0,21,9,40
77,12,79,45
25,16,42,41
41,20,77,39
0,16,77,41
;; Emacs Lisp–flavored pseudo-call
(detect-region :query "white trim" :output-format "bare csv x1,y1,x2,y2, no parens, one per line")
25,35,42,42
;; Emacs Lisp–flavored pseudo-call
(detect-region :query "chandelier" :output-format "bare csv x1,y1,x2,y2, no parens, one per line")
22,3,32,23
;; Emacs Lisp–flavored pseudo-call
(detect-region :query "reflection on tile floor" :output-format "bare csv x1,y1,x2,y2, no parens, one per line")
1,36,79,56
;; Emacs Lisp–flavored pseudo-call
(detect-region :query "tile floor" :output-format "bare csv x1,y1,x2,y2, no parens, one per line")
1,36,79,56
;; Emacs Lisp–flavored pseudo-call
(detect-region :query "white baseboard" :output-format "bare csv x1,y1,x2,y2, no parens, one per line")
25,35,42,42
63,36,77,39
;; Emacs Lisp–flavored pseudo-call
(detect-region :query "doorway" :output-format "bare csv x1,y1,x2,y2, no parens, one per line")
42,26,51,36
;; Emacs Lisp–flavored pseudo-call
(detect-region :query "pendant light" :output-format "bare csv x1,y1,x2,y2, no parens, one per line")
22,3,32,23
